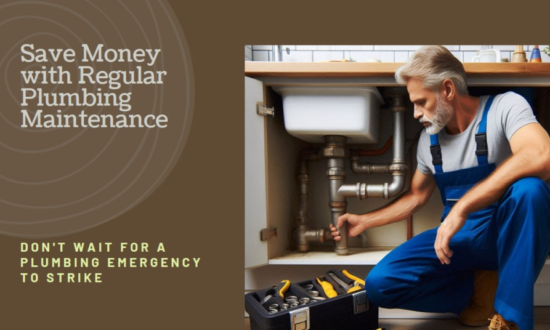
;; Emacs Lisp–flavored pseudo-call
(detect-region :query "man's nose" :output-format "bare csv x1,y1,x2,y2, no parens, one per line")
414,106,422,119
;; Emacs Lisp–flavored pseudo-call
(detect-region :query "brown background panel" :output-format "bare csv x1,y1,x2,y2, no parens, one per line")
1,0,549,329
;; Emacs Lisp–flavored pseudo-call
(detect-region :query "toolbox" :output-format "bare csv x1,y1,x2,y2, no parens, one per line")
245,269,378,330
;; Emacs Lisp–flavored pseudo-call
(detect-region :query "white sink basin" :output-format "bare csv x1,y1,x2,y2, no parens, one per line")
273,86,383,144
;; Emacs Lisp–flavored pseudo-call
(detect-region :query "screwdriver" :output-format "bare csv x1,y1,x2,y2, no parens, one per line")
316,277,338,298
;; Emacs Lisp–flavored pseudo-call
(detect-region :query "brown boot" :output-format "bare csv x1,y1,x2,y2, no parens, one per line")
488,314,519,330
459,270,498,327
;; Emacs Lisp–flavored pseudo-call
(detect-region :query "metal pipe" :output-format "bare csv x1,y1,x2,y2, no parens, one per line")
338,183,359,198
296,148,326,252
337,95,408,201
272,45,283,62
325,136,349,255
295,96,407,254
393,110,406,163
303,228,332,243
363,175,406,199
350,157,391,174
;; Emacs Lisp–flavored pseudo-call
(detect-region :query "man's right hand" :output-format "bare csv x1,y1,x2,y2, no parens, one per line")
329,213,367,241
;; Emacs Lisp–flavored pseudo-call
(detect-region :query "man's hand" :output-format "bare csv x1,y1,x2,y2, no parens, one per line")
434,208,467,264
329,213,367,241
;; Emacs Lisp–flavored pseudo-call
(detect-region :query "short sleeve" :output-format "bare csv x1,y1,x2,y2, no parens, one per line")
495,92,538,141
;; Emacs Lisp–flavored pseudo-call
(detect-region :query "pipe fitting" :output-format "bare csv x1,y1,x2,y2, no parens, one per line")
362,175,406,199
327,168,346,177
297,225,309,252
324,135,347,145
351,160,391,174
344,95,408,202
389,163,408,174
322,146,347,158
303,228,333,244
390,95,407,112
338,183,359,198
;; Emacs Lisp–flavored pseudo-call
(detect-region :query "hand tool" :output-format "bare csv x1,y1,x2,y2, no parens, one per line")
328,272,362,294
275,280,290,299
260,294,272,304
316,277,338,298
342,269,365,286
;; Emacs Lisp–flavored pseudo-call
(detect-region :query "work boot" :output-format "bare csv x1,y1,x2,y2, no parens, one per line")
488,314,519,330
459,270,498,327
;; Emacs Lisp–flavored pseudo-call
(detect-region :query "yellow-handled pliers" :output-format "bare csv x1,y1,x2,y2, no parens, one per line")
342,269,365,286
316,277,338,298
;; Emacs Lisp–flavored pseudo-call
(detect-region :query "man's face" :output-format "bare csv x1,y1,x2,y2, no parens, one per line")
407,78,453,135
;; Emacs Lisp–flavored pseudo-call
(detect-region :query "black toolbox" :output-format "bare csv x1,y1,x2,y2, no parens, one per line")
245,270,378,330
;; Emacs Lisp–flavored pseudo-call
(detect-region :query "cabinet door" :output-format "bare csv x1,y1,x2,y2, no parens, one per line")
245,77,268,269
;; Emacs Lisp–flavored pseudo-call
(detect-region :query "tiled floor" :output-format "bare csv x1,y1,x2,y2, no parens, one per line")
245,307,550,329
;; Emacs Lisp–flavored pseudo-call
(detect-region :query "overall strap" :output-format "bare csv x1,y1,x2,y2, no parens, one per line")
430,134,443,174
475,95,496,165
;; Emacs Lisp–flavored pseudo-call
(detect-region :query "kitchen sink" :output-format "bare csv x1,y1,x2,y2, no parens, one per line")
272,86,383,144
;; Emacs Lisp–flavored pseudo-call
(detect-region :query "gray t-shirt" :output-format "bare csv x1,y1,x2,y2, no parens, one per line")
417,92,538,175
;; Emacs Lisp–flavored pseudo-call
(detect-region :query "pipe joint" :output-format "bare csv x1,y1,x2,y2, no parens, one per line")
326,168,346,177
322,146,347,158
390,95,407,112
389,163,408,174
303,228,333,244
359,183,367,200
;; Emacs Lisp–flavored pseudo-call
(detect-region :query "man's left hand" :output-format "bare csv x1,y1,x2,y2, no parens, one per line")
435,209,467,265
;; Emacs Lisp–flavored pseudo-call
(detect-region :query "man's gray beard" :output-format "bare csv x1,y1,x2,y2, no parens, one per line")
425,94,454,135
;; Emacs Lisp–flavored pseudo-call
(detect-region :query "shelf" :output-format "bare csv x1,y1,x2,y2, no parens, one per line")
245,62,550,78
268,246,550,266
268,247,395,265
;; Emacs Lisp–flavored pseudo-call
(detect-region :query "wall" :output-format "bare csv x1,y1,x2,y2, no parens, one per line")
245,45,550,62
245,45,252,61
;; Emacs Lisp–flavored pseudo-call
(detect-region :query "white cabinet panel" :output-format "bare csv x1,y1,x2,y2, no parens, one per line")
245,77,268,269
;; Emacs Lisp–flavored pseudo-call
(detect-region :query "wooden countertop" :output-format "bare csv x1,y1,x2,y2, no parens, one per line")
245,62,550,78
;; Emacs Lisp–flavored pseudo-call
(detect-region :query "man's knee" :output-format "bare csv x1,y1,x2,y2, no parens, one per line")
506,177,549,203
365,267,402,309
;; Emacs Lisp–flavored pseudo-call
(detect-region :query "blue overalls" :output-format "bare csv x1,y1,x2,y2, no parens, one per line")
365,96,550,330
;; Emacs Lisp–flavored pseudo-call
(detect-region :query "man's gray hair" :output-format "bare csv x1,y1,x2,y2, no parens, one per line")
395,46,468,95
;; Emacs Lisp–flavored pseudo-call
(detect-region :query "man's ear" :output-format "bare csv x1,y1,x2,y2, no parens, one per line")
442,79,455,101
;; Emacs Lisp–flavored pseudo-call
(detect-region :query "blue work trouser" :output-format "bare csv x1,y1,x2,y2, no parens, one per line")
365,177,550,330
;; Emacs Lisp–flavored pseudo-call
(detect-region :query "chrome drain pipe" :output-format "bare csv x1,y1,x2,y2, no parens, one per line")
324,136,349,255
339,95,408,200
296,148,332,252
295,95,408,255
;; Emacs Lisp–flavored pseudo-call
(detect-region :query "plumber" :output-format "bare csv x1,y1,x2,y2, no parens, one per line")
331,45,550,330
